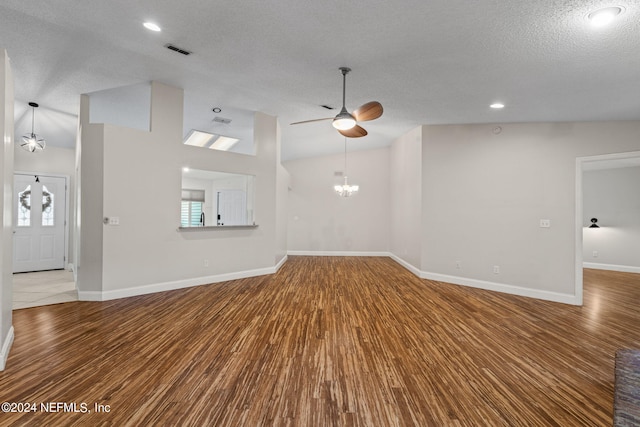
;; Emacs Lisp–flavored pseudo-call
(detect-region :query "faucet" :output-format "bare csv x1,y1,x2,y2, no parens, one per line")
200,212,205,226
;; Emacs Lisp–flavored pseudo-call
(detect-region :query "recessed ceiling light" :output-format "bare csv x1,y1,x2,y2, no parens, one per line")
490,103,505,109
143,22,161,32
587,7,623,27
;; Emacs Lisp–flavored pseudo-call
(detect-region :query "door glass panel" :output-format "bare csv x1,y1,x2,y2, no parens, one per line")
18,185,31,227
42,185,55,226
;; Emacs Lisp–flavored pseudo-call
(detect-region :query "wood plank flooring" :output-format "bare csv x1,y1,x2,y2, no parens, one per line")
1,257,639,426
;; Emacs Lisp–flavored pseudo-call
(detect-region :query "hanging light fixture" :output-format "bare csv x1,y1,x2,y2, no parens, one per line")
334,137,359,197
21,102,46,152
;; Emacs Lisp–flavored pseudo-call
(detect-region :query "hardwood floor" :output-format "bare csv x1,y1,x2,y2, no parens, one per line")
1,257,639,426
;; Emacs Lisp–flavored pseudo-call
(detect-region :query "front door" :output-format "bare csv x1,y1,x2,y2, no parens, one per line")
13,174,67,272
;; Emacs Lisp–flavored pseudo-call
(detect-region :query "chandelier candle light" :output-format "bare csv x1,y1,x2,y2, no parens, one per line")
21,102,46,152
334,137,359,197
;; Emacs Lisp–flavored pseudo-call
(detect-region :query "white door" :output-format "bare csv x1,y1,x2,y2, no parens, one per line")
13,174,67,272
216,190,247,226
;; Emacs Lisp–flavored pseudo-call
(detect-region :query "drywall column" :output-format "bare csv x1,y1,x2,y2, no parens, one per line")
389,126,423,271
75,94,105,295
0,50,15,370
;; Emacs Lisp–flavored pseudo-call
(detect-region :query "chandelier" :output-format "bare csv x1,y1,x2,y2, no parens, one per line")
20,102,46,152
334,137,359,197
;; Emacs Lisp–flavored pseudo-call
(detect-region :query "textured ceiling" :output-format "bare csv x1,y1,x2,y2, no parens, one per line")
1,0,639,160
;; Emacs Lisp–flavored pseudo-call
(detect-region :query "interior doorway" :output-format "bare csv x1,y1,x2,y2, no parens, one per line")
576,150,640,305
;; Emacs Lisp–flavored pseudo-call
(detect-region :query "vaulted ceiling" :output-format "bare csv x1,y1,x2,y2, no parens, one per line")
2,1,638,161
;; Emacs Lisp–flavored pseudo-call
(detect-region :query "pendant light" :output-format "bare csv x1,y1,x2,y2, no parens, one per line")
334,137,359,197
21,102,46,152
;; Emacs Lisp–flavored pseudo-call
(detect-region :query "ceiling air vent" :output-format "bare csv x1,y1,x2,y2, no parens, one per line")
212,117,232,124
165,44,191,56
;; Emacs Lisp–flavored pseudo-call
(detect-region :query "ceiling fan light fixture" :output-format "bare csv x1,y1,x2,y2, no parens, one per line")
332,109,356,130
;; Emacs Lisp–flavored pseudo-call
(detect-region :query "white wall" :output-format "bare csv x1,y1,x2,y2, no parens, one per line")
88,82,150,132
583,166,640,272
0,50,14,370
14,145,75,268
285,146,390,254
417,121,640,304
77,81,282,300
390,126,422,269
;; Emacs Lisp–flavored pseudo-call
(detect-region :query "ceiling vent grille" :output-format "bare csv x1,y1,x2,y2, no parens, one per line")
165,44,192,56
212,117,232,124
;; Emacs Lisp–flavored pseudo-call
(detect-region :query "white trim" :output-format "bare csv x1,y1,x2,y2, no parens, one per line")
0,326,14,371
388,253,422,277
78,262,287,302
575,157,584,305
387,254,578,305
419,271,580,305
287,250,391,257
584,262,640,274
291,252,580,305
74,250,582,306
275,254,288,271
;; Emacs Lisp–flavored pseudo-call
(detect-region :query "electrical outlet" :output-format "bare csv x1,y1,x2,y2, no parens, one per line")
493,265,500,274
539,219,551,228
203,259,209,267
592,251,598,258
455,260,462,269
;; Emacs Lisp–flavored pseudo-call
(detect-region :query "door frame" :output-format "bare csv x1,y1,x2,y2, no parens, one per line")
575,150,640,305
14,170,71,271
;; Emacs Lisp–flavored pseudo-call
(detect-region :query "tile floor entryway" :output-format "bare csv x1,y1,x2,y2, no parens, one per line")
13,269,78,310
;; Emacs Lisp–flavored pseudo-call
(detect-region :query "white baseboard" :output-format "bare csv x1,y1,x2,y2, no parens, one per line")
275,254,288,271
79,260,287,302
0,326,14,371
388,254,422,277
388,254,579,305
419,271,579,305
583,262,640,274
288,250,391,257
76,251,581,305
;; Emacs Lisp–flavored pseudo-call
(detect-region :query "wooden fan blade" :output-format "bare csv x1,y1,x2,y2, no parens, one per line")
290,117,333,125
339,125,368,138
352,101,383,122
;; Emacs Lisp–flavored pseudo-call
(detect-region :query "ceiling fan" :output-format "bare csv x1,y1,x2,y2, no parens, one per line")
291,67,383,138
